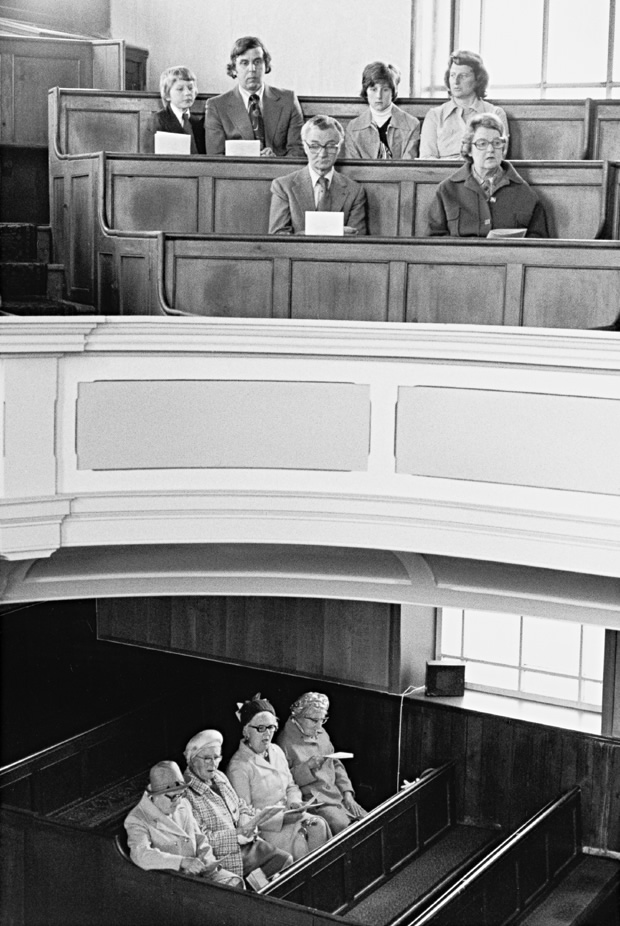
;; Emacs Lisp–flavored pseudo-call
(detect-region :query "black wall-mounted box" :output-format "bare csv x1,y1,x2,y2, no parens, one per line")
425,660,465,697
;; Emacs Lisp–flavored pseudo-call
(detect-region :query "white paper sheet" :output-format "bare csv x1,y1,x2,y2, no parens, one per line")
304,211,344,236
154,131,192,155
225,139,261,157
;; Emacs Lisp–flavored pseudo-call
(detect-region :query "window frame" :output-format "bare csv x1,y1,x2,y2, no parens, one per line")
412,0,620,99
437,607,604,713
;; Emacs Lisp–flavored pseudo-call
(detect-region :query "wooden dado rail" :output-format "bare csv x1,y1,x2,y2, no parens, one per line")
94,230,620,329
406,788,582,926
51,151,619,305
262,764,456,915
49,88,620,160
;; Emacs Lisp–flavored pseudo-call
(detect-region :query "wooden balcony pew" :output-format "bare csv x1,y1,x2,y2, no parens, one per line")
52,150,617,304
100,153,611,240
403,787,618,926
49,88,594,160
99,232,620,327
260,763,500,923
1,805,347,926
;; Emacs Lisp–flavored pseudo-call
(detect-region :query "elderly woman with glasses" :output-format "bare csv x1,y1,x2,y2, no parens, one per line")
226,694,331,859
183,729,292,882
124,760,242,886
277,692,367,835
420,50,508,160
344,61,420,159
427,113,549,238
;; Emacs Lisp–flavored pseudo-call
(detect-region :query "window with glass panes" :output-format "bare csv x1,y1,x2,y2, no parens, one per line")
439,608,604,711
414,0,620,99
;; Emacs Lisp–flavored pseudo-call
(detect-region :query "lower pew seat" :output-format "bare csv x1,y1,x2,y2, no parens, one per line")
517,855,620,926
344,823,499,925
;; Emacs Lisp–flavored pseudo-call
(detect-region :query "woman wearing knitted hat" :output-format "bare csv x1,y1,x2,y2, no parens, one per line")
277,692,367,834
183,728,292,882
226,694,331,860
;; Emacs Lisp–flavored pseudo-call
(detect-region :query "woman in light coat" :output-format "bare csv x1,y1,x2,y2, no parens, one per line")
226,693,331,860
277,692,367,835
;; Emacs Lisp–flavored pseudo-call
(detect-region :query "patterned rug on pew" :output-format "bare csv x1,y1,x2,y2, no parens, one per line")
49,770,148,827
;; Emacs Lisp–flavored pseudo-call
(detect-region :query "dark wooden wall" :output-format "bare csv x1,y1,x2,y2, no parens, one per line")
2,597,619,852
97,596,402,693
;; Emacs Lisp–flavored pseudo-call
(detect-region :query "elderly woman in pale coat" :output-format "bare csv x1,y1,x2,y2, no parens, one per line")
226,693,331,860
344,61,420,159
277,692,367,835
124,760,242,887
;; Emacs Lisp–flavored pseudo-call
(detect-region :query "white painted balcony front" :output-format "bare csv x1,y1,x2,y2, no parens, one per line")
1,317,619,619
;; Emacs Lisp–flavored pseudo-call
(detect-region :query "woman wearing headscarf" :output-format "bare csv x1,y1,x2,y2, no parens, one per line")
344,61,420,159
277,692,367,835
183,728,292,881
124,759,242,887
419,50,508,159
226,693,331,860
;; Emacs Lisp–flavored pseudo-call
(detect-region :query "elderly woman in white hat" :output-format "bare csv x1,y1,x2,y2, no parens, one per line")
124,759,242,886
183,729,292,882
277,692,367,834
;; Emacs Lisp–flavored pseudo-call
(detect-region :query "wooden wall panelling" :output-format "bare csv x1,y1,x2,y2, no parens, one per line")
0,38,93,147
402,699,620,854
97,596,401,693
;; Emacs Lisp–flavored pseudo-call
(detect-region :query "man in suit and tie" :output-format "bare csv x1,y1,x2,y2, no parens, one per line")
150,66,206,154
268,115,368,235
205,36,304,157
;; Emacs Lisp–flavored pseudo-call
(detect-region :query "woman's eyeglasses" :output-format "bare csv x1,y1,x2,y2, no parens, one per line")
249,724,278,734
472,139,505,150
165,791,185,802
302,715,328,725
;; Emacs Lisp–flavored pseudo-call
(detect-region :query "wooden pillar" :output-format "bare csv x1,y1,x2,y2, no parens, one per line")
602,629,620,738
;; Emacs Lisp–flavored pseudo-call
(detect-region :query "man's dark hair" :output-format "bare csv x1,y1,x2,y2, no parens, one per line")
227,36,272,78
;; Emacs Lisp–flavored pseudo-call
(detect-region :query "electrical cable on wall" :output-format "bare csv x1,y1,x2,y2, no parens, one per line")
396,684,426,792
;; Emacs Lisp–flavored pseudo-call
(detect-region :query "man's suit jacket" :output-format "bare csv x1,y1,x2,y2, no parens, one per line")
269,166,368,235
150,104,206,154
205,85,304,156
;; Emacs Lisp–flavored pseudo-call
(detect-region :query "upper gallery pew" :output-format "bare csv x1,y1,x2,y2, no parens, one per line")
49,88,620,160
98,231,620,329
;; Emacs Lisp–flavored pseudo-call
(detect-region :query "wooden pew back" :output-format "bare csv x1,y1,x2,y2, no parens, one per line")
102,154,609,241
261,764,455,915
50,88,600,160
152,235,620,329
301,97,592,160
407,788,582,926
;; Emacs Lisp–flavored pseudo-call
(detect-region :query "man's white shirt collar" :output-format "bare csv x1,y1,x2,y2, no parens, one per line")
308,165,335,188
169,101,188,125
239,84,265,108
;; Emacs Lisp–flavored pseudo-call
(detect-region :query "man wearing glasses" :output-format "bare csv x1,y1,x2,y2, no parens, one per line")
269,115,368,235
124,760,243,886
205,35,304,157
